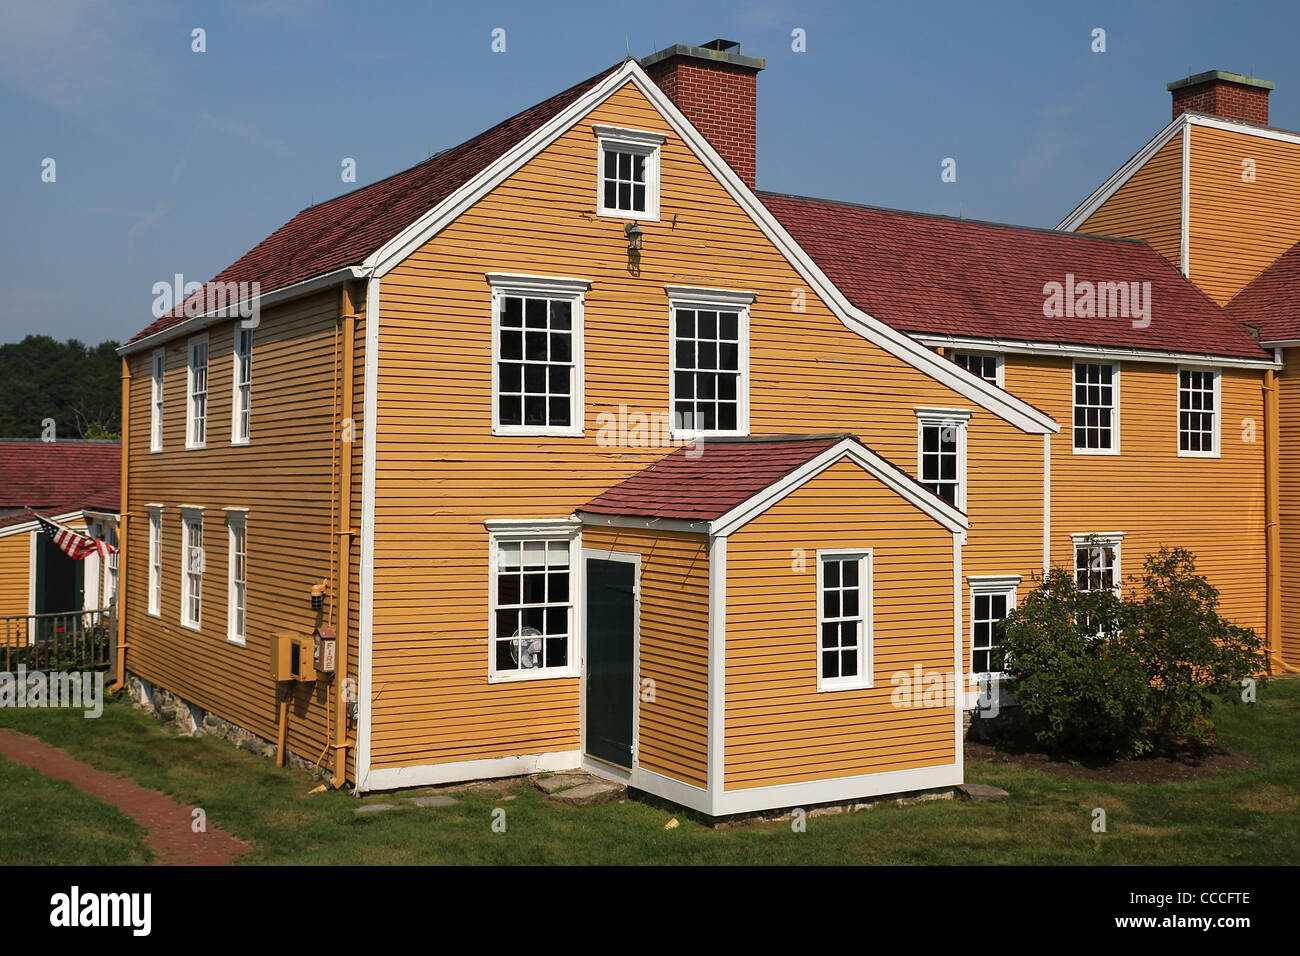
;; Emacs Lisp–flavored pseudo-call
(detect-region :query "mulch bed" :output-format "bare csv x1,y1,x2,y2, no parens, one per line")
965,738,1256,784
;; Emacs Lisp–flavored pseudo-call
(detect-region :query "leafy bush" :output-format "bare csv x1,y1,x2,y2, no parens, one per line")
1000,547,1268,759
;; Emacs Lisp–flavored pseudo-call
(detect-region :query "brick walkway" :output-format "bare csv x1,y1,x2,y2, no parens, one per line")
0,729,247,865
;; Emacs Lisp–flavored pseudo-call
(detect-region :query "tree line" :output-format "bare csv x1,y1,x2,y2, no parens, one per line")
0,336,121,439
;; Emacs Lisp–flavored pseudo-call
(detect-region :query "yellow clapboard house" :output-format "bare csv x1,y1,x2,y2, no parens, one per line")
113,42,1283,816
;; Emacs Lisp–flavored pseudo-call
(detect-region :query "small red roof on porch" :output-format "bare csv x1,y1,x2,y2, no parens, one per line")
579,435,854,521
0,440,120,531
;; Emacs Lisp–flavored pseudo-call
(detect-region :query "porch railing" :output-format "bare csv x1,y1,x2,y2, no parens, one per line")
0,607,116,672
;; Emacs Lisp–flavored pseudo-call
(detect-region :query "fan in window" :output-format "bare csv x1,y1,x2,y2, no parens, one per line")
511,625,544,669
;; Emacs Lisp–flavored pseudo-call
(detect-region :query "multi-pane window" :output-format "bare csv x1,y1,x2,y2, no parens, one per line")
227,515,247,644
496,294,577,433
818,552,872,690
916,409,968,509
181,511,204,629
492,537,574,678
672,305,744,434
952,352,1001,386
594,126,661,220
970,581,1017,675
1074,536,1121,596
233,328,252,444
105,525,119,608
187,335,209,449
1073,362,1117,452
148,509,162,616
1178,368,1218,455
150,350,165,452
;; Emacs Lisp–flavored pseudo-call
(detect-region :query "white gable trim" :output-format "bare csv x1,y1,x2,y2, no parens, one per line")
710,439,968,537
1057,114,1187,232
361,60,1058,436
0,509,85,541
914,333,1277,370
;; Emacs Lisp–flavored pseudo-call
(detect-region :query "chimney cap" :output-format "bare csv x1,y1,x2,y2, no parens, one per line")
1167,70,1275,93
642,39,765,73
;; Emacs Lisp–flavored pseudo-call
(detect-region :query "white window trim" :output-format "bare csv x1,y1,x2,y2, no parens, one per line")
180,506,204,632
951,350,1004,389
186,333,209,450
667,287,753,440
231,327,252,446
487,520,582,683
226,510,248,646
968,574,1020,679
593,125,664,222
1071,532,1125,596
147,506,163,617
487,273,589,438
815,548,874,692
1071,361,1120,455
914,407,970,512
150,349,165,453
1176,365,1221,458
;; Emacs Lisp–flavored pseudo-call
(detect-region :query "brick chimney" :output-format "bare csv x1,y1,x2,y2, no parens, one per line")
642,39,765,188
1168,70,1274,125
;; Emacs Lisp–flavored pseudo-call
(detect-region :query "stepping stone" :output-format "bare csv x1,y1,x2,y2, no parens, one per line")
549,780,626,806
533,773,591,794
957,783,1010,802
354,802,401,814
408,794,459,808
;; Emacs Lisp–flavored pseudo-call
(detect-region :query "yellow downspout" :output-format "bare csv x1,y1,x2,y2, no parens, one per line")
1265,363,1300,674
110,357,130,693
332,282,360,786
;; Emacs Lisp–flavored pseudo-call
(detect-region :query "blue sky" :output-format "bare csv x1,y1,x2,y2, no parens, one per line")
3,0,1299,344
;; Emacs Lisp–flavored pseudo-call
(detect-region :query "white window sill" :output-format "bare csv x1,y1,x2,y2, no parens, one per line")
147,609,161,619
670,428,749,442
180,621,202,633
817,679,873,693
1071,447,1120,456
1177,450,1220,459
227,635,246,647
488,667,580,684
493,425,584,438
230,438,250,448
597,205,659,223
185,443,206,451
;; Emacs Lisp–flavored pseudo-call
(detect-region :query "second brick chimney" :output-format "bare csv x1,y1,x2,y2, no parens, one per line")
643,39,765,189
1168,70,1274,125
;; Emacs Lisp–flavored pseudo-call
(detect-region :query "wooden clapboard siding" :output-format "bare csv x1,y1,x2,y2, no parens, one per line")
371,79,1044,770
583,525,709,787
1004,355,1267,637
1078,131,1183,268
1275,348,1300,667
1188,125,1300,304
122,290,346,768
0,531,31,643
724,459,956,790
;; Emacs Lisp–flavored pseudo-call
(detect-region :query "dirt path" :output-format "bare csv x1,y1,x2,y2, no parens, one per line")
0,729,247,865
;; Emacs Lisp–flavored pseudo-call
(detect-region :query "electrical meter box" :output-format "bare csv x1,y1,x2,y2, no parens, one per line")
270,632,317,682
313,626,337,674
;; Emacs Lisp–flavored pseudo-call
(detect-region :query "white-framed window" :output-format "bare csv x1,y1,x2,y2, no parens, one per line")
668,286,752,438
180,508,204,630
147,507,163,617
1072,532,1124,597
1072,361,1119,453
186,334,209,449
816,549,873,691
488,273,588,437
969,576,1019,676
104,524,119,608
951,351,1003,387
150,349,165,453
1178,367,1219,457
226,510,247,645
487,520,581,682
232,328,252,445
915,407,969,510
593,125,663,221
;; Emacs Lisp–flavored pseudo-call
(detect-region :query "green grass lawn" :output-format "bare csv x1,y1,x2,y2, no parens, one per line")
1,678,1296,865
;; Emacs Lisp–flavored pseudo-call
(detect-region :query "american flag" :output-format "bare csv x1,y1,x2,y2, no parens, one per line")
35,515,118,561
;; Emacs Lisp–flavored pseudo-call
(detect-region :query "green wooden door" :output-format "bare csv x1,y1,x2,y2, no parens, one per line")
584,557,636,768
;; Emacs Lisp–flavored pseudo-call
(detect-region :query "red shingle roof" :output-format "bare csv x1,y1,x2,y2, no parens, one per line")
761,192,1272,361
579,435,851,521
1226,239,1300,342
127,63,621,346
0,440,120,530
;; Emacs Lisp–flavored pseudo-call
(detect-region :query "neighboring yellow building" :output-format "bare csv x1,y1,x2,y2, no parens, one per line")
113,43,1283,816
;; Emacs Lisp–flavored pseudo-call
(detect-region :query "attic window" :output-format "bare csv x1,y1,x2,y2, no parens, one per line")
593,125,663,221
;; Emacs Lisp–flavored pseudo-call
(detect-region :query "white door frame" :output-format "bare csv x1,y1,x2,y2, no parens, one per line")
579,547,641,783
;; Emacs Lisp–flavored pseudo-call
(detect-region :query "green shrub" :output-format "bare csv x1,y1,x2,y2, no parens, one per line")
1000,548,1268,760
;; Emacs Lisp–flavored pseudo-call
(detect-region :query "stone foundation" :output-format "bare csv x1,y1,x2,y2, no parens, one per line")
124,672,322,776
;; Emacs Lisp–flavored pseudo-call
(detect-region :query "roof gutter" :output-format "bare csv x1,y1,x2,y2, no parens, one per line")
117,265,370,357
911,333,1280,370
